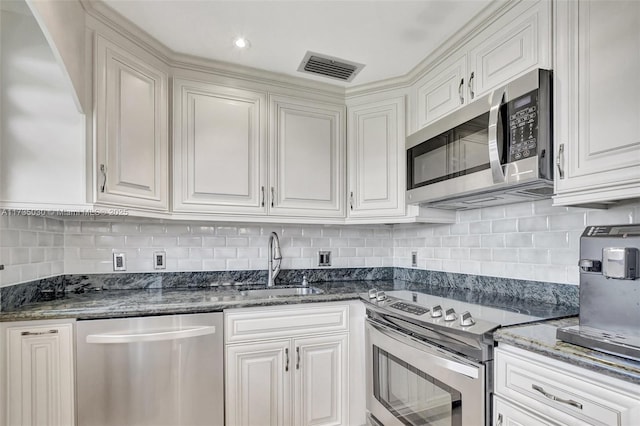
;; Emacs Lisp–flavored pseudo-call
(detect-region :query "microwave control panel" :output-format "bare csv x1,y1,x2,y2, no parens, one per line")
507,90,538,162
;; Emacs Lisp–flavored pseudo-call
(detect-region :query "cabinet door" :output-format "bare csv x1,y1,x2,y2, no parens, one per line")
468,0,551,99
5,323,74,426
414,53,467,130
494,396,561,426
554,0,640,205
226,340,291,426
293,334,348,426
173,79,267,214
347,97,406,218
94,34,168,211
269,95,345,217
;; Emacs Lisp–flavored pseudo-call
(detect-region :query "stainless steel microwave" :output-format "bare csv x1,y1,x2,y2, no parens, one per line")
406,69,553,209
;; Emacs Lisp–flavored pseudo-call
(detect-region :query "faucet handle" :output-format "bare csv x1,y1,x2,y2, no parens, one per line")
302,275,308,286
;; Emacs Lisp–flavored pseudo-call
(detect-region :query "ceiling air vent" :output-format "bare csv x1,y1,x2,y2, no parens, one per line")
297,51,365,82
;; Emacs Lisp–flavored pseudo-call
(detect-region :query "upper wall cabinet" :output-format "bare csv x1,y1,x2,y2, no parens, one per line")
411,0,551,132
173,79,267,215
269,95,346,218
347,95,406,219
94,34,169,212
553,0,640,206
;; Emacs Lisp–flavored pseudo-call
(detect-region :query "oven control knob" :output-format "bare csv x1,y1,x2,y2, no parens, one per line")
368,289,378,299
431,305,443,318
460,311,475,327
376,291,387,302
444,308,457,322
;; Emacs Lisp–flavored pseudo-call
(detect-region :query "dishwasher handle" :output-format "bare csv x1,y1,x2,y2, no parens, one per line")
86,325,216,344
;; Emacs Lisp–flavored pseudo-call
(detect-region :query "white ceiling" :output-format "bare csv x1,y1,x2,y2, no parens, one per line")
101,0,493,87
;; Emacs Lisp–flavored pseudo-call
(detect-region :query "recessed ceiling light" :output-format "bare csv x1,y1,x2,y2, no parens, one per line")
233,37,250,49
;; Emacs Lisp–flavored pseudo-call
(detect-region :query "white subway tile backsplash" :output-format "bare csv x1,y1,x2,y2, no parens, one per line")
1,199,638,287
505,233,533,248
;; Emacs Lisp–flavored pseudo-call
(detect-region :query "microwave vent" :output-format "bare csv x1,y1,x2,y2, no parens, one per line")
297,51,365,82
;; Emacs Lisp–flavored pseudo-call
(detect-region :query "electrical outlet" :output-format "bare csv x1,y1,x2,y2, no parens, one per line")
411,251,418,267
154,251,166,270
318,251,331,267
113,252,126,271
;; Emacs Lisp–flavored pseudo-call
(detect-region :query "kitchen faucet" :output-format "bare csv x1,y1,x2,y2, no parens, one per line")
267,232,282,287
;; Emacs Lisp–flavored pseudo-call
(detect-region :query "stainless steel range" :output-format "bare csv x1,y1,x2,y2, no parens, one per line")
362,288,567,426
557,224,640,361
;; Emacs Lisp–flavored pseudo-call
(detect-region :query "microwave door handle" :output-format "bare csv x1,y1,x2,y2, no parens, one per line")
488,86,507,184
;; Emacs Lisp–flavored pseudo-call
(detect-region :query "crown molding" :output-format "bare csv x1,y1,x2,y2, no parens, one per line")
81,0,345,99
346,0,516,98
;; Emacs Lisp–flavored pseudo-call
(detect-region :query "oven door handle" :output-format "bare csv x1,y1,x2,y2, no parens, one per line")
368,320,480,379
488,85,507,184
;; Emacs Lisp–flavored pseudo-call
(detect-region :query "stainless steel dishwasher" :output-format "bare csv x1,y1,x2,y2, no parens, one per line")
76,312,224,426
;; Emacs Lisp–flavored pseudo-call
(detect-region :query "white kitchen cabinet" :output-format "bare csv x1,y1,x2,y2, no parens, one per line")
347,96,406,219
411,0,550,132
226,339,291,426
494,395,562,426
225,303,356,426
172,79,267,214
494,345,640,426
553,0,640,206
414,53,468,129
294,334,348,426
269,95,346,218
467,0,550,101
94,33,169,211
1,320,75,426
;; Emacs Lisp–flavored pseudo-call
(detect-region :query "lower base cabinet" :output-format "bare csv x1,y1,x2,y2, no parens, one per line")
1,320,75,426
225,302,360,426
494,345,640,426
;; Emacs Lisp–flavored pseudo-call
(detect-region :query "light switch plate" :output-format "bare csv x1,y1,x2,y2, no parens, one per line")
154,251,166,270
113,252,126,271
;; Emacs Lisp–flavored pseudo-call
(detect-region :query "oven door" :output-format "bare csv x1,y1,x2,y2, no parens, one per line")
366,319,485,426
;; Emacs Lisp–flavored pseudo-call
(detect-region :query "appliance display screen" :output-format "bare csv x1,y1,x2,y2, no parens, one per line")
513,95,531,109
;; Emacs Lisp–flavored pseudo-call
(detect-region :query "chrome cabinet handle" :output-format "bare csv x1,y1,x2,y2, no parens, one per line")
261,186,265,207
488,86,507,184
556,144,565,179
468,72,475,100
285,347,289,372
532,384,583,409
296,346,300,370
458,78,465,104
21,329,58,336
271,187,275,208
496,413,503,426
350,191,354,210
100,164,107,193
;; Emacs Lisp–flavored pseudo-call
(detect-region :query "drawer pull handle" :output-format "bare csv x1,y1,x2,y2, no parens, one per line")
532,384,583,409
100,164,107,193
496,413,503,426
296,346,300,370
22,330,58,336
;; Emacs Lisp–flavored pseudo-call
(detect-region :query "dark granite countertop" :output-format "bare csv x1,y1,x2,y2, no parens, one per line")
495,317,640,386
0,278,577,322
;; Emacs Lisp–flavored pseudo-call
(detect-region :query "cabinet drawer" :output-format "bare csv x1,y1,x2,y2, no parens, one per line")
225,303,349,343
495,346,640,426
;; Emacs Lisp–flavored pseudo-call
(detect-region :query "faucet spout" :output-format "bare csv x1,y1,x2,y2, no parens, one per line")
267,232,282,287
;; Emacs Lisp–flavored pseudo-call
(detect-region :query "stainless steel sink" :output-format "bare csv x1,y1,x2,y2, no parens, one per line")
240,287,323,298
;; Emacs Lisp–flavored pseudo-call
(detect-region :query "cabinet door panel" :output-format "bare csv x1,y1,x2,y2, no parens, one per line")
270,96,345,217
554,0,640,203
348,97,405,218
415,54,466,129
226,340,291,426
469,1,547,98
173,80,266,214
294,334,348,426
95,35,168,210
6,324,74,426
